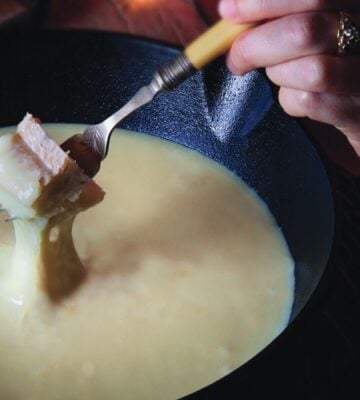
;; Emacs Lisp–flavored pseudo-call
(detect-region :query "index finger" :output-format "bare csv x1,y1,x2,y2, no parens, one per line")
219,0,360,23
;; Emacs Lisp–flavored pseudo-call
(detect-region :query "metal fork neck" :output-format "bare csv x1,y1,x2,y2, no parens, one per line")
85,53,196,161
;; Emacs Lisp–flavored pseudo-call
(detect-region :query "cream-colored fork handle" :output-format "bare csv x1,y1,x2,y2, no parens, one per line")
184,19,256,70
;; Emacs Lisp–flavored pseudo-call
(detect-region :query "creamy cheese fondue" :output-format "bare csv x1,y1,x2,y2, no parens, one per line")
0,124,294,400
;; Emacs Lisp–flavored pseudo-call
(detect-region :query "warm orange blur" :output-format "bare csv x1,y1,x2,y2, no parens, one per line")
46,0,206,45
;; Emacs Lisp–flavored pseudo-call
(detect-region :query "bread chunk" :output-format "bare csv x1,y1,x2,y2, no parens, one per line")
0,114,104,310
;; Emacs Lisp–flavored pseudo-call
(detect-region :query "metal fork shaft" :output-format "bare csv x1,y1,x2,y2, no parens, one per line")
83,53,196,160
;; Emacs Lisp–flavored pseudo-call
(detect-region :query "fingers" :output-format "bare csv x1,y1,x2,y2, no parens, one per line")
278,88,360,147
227,12,339,75
217,0,360,158
266,56,360,94
219,0,360,23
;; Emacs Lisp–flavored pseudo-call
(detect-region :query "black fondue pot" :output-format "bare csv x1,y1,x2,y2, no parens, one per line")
0,31,334,399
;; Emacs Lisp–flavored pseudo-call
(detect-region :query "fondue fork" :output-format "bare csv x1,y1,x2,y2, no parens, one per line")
61,20,255,177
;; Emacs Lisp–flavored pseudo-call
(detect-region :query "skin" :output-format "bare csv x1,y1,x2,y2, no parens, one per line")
218,0,360,157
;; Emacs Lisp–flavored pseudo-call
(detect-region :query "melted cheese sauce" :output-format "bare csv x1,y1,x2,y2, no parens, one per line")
0,125,294,400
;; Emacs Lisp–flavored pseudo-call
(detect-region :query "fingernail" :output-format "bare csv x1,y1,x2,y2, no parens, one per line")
218,0,238,20
226,53,249,76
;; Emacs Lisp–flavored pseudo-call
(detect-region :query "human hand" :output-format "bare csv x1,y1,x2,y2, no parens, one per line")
218,0,360,157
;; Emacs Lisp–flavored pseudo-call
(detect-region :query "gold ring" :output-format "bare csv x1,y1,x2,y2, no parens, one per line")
337,12,360,55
